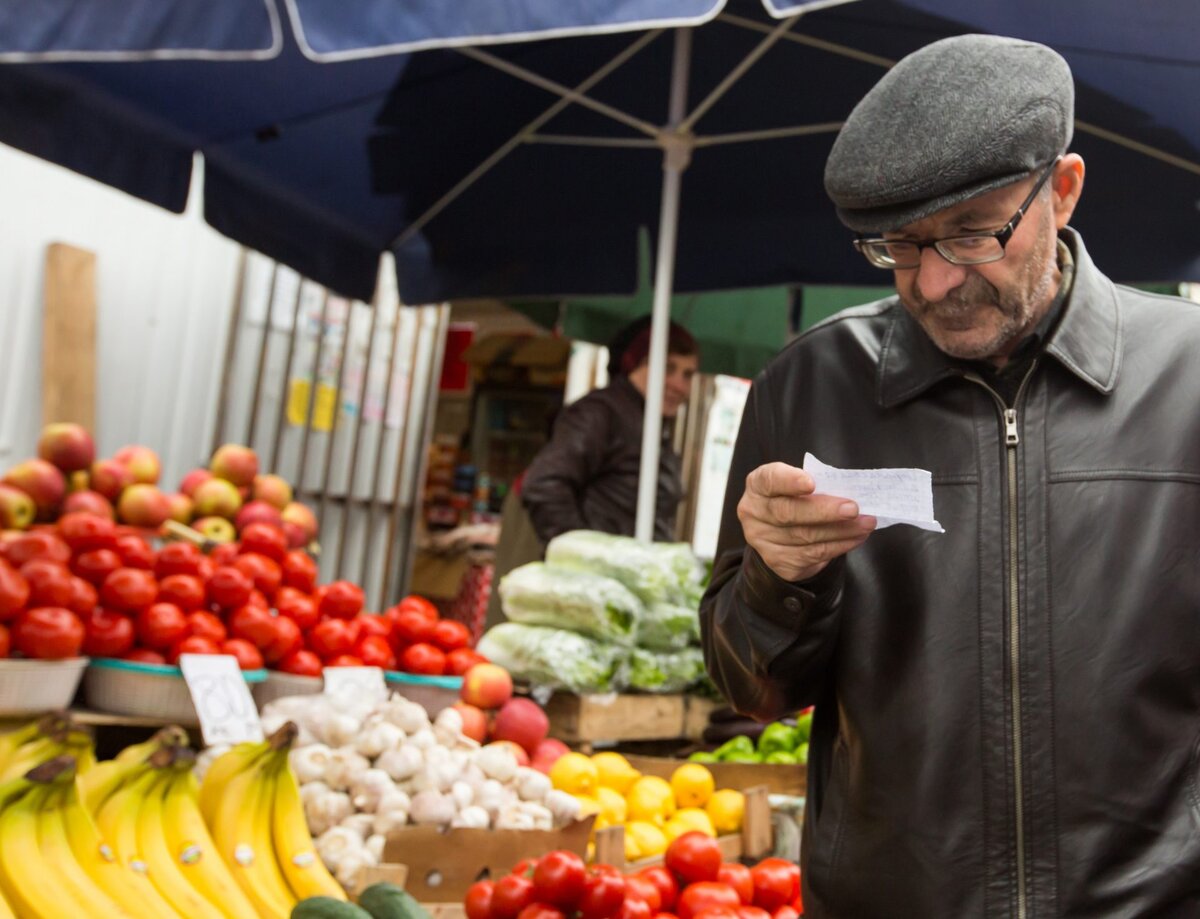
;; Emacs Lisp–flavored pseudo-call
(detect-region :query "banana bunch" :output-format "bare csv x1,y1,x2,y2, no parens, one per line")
199,722,348,918
0,711,96,783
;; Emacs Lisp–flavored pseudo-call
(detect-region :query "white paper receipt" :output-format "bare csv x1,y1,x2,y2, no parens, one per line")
803,453,944,533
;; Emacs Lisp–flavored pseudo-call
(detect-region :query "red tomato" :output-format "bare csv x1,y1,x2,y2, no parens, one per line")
356,635,396,670
531,851,587,910
624,876,662,913
154,542,204,579
122,647,166,665
431,618,471,652
318,580,364,620
232,552,282,599
465,880,496,919
3,532,70,567
281,549,318,592
391,609,436,646
157,574,206,611
325,654,364,667
491,874,537,919
101,567,159,612
206,566,253,609
517,906,566,919
692,909,740,919
717,864,754,906
308,618,356,659
446,647,488,675
653,914,680,919
246,589,270,609
238,522,288,563
276,648,322,677
734,908,771,919
58,513,117,553
399,642,446,675
12,606,85,659
221,637,265,670
770,908,799,919
676,884,741,919
228,604,278,650
81,607,136,658
66,577,99,616
511,859,538,878
167,634,221,663
0,623,10,658
262,614,302,664
394,594,439,622
356,614,392,641
636,867,679,913
209,543,239,567
0,559,29,621
187,611,228,644
665,832,723,886
578,872,627,919
115,534,156,570
748,860,799,914
275,587,319,630
72,548,122,587
136,602,189,651
615,900,653,919
20,559,74,608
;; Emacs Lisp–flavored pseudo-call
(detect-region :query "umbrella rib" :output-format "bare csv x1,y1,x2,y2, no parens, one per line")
693,122,844,146
457,45,662,139
391,30,660,249
680,13,804,133
526,134,661,148
1075,120,1200,175
718,12,896,69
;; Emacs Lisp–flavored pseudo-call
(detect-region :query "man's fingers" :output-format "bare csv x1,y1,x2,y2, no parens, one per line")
746,462,815,499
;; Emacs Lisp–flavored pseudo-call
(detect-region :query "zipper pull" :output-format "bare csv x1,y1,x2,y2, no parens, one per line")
1004,408,1019,446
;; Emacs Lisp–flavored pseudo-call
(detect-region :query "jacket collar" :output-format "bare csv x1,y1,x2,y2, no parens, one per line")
878,228,1121,408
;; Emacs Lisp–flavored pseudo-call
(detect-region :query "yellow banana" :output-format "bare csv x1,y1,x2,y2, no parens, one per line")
36,781,136,918
137,769,229,919
80,726,187,815
0,781,87,918
0,889,14,919
268,756,347,902
209,751,294,918
198,740,270,827
0,719,44,772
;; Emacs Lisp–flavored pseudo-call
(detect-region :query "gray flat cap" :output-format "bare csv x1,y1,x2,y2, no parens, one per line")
825,34,1074,232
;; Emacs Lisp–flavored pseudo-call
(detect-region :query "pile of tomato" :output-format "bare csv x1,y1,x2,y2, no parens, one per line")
0,512,486,675
463,832,802,919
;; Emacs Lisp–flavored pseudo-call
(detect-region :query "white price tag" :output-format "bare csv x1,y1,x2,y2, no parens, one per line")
322,666,387,705
179,654,264,746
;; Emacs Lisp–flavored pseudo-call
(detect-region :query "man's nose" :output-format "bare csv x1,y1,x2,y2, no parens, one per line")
914,246,969,303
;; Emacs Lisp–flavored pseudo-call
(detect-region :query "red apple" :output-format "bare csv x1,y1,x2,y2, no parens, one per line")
192,478,242,519
113,445,161,485
0,484,36,530
451,702,489,743
67,470,90,493
62,490,115,520
280,501,318,543
37,422,95,473
210,444,259,488
164,493,193,524
489,697,550,756
178,468,213,498
460,662,513,710
89,459,134,501
116,484,171,529
280,521,307,549
192,516,237,544
251,473,293,510
234,500,282,532
3,459,66,513
530,737,571,775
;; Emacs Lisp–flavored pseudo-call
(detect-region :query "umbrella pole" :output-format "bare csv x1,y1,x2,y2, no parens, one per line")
635,27,692,543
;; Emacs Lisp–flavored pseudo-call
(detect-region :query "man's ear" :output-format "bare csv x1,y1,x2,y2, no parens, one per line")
1052,154,1085,229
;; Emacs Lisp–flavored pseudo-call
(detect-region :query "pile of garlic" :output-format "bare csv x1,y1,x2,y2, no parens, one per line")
258,692,583,891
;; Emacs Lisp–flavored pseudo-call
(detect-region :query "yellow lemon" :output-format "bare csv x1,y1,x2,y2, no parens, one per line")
591,751,642,794
626,820,669,859
666,807,717,839
705,788,746,834
595,786,628,827
574,793,603,820
626,775,676,825
670,763,716,808
623,830,642,862
551,752,600,795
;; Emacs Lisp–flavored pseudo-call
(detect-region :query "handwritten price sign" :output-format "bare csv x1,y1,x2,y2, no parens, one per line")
179,654,264,746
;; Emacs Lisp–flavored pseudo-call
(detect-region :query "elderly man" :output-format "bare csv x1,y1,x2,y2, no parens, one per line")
701,34,1200,917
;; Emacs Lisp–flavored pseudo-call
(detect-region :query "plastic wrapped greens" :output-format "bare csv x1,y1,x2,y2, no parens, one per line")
636,602,701,651
499,562,643,644
627,646,707,693
476,623,629,694
545,530,706,607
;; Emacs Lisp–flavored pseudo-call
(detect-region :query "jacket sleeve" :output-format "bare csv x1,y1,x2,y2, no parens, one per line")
520,397,612,543
699,376,845,722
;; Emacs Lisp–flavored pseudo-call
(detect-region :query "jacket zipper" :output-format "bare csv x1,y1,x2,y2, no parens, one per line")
964,362,1038,919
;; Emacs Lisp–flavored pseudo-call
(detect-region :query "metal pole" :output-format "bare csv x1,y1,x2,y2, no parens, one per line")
210,249,248,457
294,290,332,493
316,300,356,557
359,301,403,591
266,276,306,474
635,27,692,542
244,264,280,450
336,296,382,577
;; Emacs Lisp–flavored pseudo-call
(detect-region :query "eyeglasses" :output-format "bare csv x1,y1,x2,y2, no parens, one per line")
853,157,1061,270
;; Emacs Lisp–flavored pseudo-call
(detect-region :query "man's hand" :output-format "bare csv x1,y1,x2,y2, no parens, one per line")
737,462,877,583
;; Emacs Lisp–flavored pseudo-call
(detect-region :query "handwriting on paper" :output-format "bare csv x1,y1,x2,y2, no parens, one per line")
803,453,944,533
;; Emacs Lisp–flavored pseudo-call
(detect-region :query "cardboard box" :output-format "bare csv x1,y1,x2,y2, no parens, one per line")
624,753,808,797
545,693,716,745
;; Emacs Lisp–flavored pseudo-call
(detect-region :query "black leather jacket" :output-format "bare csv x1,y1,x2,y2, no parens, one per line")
521,375,682,543
701,230,1200,917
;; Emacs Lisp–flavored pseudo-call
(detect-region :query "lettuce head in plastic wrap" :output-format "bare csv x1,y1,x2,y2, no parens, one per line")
637,602,701,651
628,646,707,693
499,562,643,644
476,622,629,694
545,530,706,607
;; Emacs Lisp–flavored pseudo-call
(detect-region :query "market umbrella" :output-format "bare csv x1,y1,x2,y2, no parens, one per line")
2,0,1198,538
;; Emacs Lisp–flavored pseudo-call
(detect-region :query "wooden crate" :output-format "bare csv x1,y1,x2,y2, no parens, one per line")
591,785,772,871
545,693,716,746
624,753,808,797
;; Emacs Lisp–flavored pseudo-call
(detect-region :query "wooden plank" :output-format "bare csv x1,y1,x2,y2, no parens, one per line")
544,693,687,744
624,754,807,797
682,695,720,740
354,862,408,892
42,243,97,430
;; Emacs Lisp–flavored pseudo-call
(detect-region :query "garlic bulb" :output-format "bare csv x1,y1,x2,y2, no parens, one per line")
315,825,365,871
451,805,490,829
409,790,456,826
543,789,583,827
339,812,376,841
449,781,474,810
474,744,519,783
299,780,333,807
290,743,333,785
351,768,395,813
355,719,406,759
378,695,429,734
324,749,370,791
494,804,535,830
365,834,386,863
376,745,423,782
304,789,353,836
372,789,411,837
515,767,551,803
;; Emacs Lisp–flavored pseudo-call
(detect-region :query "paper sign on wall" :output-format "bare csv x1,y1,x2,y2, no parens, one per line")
179,654,264,746
322,666,387,705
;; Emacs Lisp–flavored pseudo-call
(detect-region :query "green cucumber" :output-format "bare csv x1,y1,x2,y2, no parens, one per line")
291,896,374,919
358,883,431,919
